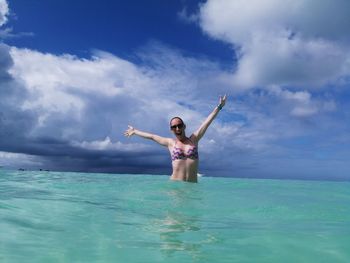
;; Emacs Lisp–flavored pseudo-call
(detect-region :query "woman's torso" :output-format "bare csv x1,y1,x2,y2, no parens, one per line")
168,136,199,183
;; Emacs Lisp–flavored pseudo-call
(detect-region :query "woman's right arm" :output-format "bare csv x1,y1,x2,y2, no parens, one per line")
124,125,171,147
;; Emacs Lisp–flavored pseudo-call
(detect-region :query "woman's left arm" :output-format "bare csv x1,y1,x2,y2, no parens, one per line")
192,95,227,142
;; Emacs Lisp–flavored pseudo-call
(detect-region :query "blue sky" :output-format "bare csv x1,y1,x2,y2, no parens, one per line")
0,0,350,180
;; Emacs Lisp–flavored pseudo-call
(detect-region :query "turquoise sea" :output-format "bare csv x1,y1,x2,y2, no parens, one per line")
0,170,349,263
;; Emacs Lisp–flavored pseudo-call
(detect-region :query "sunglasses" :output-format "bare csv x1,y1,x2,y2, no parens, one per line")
170,123,184,130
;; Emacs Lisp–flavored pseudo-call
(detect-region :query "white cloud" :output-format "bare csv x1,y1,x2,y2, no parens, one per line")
0,151,43,168
0,27,35,39
0,0,9,27
72,136,152,152
199,0,350,45
233,32,350,88
177,7,199,24
10,48,128,113
0,0,34,39
198,0,350,89
290,106,317,117
267,86,336,117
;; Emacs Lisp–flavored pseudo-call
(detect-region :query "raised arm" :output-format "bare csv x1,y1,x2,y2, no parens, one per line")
124,125,171,147
192,95,227,142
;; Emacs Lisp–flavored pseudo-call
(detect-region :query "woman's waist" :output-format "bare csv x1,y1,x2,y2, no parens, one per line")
172,159,198,168
172,161,197,174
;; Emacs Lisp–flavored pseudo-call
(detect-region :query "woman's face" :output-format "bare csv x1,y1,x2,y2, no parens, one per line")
170,118,185,136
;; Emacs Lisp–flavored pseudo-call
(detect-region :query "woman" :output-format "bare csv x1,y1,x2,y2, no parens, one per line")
124,95,227,183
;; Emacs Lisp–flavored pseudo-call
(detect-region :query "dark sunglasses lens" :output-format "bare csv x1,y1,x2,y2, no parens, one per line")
171,123,183,130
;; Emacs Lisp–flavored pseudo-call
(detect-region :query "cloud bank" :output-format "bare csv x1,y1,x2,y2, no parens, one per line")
0,0,349,180
4,42,348,179
198,0,350,88
2,43,241,175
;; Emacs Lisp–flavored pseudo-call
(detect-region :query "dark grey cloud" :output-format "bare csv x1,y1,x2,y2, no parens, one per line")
21,136,171,174
0,43,36,144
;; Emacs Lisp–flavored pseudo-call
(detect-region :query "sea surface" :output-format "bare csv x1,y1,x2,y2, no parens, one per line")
0,170,349,263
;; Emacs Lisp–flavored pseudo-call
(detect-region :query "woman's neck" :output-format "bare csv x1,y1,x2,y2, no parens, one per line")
176,135,187,142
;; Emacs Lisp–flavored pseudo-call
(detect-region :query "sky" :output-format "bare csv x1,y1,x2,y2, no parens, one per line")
0,0,350,180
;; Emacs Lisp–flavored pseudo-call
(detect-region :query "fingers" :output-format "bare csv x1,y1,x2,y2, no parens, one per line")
124,131,133,137
124,125,134,137
219,94,227,105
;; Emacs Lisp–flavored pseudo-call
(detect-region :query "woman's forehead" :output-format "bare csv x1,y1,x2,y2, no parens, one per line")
170,118,183,124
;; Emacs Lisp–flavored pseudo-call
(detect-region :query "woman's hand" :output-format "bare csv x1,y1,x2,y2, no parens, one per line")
218,94,227,109
124,125,136,137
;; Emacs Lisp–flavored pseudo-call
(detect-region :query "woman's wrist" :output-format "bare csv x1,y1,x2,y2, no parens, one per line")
217,104,223,110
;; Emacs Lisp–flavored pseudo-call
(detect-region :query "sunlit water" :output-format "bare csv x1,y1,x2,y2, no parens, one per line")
1,170,350,263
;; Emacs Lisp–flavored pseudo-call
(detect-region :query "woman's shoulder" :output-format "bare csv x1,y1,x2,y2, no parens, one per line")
168,138,177,147
189,134,199,145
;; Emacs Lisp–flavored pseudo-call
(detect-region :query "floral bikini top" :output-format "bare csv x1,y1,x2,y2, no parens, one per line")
171,138,199,161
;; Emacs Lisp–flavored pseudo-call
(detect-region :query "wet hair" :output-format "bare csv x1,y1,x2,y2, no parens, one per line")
169,116,185,126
